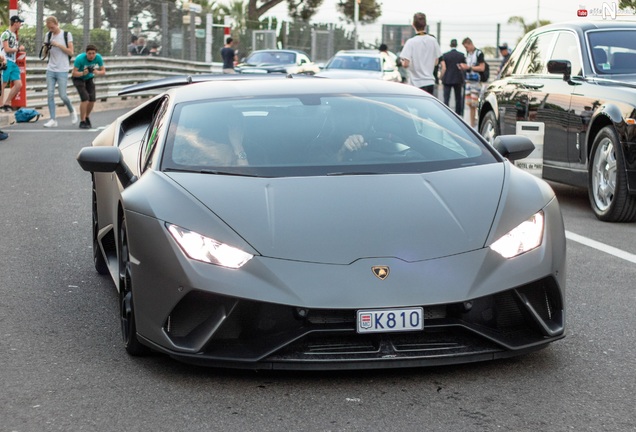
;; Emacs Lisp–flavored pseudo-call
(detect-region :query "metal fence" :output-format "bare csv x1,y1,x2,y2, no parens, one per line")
18,2,524,64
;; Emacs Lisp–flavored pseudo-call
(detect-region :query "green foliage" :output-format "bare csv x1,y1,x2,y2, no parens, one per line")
619,0,636,9
336,0,382,24
507,16,552,36
287,0,324,22
88,29,114,55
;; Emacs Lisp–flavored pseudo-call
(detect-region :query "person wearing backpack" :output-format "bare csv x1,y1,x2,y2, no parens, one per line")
43,16,78,128
459,37,487,128
1,16,25,112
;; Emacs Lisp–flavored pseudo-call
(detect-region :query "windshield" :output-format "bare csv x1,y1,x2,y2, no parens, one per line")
246,51,296,65
161,94,497,177
326,55,382,71
588,30,636,74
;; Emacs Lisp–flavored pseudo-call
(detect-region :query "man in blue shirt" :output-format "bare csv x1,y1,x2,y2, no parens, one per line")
72,44,105,129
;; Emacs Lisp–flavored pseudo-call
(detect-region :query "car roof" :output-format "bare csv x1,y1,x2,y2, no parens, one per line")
249,49,310,56
166,77,427,104
532,20,636,34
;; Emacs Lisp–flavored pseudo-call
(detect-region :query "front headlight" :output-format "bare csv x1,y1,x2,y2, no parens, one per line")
167,224,253,269
489,211,544,258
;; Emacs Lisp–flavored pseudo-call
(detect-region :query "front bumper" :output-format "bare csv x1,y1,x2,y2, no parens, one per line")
138,275,564,370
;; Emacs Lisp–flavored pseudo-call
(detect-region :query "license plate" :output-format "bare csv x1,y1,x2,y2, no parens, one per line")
356,307,424,334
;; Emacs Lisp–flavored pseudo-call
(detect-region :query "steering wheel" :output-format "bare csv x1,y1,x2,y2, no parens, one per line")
346,135,423,163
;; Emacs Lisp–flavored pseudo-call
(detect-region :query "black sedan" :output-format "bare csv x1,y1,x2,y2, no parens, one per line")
479,21,636,222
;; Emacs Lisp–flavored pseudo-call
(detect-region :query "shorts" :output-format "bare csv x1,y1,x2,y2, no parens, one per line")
465,81,483,108
73,77,96,102
2,61,20,83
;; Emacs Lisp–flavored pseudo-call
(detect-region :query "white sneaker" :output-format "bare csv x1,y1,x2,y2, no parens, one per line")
43,119,58,128
70,110,78,124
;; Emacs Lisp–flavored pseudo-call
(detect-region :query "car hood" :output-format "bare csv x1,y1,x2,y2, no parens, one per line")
166,164,506,264
593,75,636,88
317,69,383,80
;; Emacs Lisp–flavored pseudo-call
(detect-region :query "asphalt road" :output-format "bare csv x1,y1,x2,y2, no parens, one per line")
1,110,635,432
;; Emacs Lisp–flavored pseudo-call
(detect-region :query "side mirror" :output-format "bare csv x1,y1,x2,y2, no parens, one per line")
493,135,535,162
76,146,137,187
547,59,572,82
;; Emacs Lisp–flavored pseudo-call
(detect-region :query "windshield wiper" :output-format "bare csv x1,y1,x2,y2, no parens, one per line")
164,167,262,177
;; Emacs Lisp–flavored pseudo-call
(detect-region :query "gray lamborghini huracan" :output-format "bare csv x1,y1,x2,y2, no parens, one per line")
77,76,566,370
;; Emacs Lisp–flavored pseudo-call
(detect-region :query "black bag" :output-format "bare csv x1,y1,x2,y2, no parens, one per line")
475,49,489,82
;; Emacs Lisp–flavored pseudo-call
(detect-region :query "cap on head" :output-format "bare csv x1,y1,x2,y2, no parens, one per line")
10,15,25,24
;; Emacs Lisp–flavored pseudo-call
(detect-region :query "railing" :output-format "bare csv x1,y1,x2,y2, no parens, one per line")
23,56,223,111
18,56,501,113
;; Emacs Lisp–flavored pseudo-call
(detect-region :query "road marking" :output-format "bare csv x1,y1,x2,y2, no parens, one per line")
566,230,636,264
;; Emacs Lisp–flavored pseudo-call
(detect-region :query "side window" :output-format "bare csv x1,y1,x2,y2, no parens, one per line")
141,97,169,172
514,33,555,75
551,32,583,76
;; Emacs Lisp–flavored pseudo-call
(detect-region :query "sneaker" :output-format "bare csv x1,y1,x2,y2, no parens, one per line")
0,130,8,140
43,119,58,128
85,117,92,128
70,110,78,124
1,105,12,112
79,120,90,129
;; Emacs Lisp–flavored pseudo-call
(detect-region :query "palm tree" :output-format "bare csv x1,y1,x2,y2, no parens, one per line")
508,16,552,37
218,0,249,34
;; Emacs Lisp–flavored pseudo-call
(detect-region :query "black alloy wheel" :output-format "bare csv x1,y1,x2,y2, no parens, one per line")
92,177,108,275
118,214,150,356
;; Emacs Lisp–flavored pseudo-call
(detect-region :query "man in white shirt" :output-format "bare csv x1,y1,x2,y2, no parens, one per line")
43,16,78,127
400,12,441,95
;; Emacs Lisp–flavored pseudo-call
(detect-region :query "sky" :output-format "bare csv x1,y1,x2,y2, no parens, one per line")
265,0,634,50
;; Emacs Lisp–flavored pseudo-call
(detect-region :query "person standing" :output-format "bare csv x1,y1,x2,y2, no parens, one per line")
0,38,7,139
221,38,237,74
440,39,466,115
497,42,511,78
1,16,25,112
459,37,486,128
72,45,106,129
130,36,149,56
42,16,78,128
399,12,441,95
127,35,138,56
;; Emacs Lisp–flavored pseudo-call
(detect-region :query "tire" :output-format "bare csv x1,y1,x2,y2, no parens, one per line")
118,215,150,356
92,178,108,275
588,126,636,222
479,110,499,146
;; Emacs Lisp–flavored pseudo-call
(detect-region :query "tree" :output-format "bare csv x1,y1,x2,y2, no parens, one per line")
619,0,636,9
245,0,325,22
507,16,551,36
336,0,381,24
286,0,324,21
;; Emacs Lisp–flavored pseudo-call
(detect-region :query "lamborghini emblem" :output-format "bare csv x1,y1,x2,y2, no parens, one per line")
372,266,390,280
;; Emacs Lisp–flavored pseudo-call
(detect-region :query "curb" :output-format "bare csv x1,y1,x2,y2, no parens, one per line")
0,97,149,129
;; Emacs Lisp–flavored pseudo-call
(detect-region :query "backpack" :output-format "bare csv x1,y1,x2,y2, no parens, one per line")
15,108,41,123
476,49,490,82
40,31,71,62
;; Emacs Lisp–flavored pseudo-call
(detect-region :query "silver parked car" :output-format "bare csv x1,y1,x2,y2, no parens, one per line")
317,49,403,82
235,49,320,75
76,75,565,369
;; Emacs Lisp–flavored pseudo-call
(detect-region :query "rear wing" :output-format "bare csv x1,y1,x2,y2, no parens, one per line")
118,73,313,96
